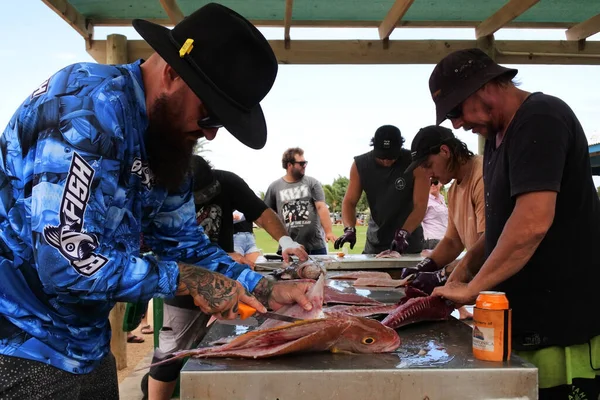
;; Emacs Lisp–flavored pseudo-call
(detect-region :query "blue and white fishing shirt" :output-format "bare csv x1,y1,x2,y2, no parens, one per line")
0,60,263,373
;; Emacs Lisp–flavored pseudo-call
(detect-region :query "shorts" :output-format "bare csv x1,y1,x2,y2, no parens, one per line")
0,352,118,400
233,232,260,255
515,335,600,399
149,303,211,382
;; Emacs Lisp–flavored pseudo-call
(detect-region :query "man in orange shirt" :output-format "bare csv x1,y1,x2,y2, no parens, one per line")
403,126,485,310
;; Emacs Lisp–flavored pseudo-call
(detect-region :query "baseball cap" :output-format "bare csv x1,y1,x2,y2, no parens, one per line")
370,125,403,160
429,48,518,125
405,125,455,174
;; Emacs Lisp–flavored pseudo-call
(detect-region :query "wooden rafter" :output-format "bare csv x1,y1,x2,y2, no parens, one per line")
378,0,416,40
475,0,540,38
87,39,600,66
284,0,294,44
90,18,576,30
159,0,185,24
566,14,600,41
41,0,92,42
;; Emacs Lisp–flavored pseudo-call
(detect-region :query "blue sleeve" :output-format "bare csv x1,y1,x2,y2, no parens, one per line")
26,63,179,304
144,186,264,293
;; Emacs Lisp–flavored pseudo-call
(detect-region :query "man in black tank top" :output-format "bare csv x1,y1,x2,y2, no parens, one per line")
334,125,429,255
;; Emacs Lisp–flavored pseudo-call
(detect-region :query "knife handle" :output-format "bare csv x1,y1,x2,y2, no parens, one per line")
237,303,257,319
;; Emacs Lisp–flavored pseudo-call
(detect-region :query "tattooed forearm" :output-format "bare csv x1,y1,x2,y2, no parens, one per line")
176,262,237,314
252,277,274,306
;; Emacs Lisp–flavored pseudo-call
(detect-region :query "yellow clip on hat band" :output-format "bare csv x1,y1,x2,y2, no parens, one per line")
179,38,194,58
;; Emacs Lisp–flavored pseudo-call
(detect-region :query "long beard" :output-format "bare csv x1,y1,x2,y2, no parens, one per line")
146,96,196,191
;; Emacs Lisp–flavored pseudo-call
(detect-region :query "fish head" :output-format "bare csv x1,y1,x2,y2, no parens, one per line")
331,316,401,354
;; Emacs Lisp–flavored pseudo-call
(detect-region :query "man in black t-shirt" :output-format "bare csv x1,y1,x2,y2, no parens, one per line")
429,48,600,399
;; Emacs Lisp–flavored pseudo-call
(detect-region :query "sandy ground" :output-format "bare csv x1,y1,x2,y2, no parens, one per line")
117,325,155,384
117,299,156,384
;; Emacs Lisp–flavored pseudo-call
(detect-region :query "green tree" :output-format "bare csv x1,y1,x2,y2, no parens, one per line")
357,191,369,212
258,191,265,200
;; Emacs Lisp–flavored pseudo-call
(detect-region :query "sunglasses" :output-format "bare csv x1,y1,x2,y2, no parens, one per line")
431,180,440,186
198,114,223,129
446,103,463,120
291,161,308,167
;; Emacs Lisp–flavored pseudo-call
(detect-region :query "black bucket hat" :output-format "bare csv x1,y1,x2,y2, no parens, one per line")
429,48,517,125
133,3,278,149
370,125,404,160
405,125,455,174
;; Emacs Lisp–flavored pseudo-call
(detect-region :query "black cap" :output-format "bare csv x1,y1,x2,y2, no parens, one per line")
370,125,403,160
429,48,518,125
405,125,455,174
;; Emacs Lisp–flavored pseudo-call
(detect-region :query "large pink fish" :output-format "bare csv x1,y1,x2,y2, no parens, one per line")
145,316,400,364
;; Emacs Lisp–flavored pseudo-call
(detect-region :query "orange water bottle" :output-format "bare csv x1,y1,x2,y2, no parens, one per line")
472,291,512,362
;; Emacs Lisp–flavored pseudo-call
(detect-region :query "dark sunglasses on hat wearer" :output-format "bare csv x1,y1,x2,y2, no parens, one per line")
428,48,518,125
133,2,278,149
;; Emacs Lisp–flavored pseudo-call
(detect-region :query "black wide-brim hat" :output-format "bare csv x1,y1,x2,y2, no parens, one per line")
133,3,278,149
429,48,517,125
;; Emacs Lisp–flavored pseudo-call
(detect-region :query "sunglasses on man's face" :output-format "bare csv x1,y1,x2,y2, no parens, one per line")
292,161,308,167
431,180,440,186
197,115,224,129
446,103,463,120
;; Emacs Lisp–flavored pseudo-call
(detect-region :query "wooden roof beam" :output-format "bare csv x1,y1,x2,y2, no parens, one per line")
378,0,416,40
42,0,93,43
159,0,185,24
476,0,540,38
284,0,293,47
86,39,600,66
566,14,600,41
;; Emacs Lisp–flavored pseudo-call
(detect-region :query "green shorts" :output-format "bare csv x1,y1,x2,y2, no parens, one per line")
515,335,600,399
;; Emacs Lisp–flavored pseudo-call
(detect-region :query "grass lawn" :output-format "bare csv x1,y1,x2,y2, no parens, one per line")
254,225,367,254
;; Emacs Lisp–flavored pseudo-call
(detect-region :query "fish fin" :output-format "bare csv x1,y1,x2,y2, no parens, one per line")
43,226,61,247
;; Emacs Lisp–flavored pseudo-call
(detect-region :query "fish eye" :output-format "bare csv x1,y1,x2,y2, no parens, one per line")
362,337,376,345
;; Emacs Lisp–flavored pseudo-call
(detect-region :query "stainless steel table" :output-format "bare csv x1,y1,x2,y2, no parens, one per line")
255,253,425,271
180,276,538,400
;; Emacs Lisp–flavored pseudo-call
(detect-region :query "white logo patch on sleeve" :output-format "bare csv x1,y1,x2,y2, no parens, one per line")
43,152,108,276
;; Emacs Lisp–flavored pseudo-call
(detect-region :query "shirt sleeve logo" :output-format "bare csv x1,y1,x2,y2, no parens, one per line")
43,152,108,277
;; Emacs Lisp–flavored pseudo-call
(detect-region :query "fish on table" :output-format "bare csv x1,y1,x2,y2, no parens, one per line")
269,259,326,280
381,287,455,330
330,271,392,280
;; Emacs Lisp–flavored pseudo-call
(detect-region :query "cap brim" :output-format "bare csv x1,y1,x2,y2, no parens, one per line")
404,157,426,175
133,19,267,149
435,67,518,125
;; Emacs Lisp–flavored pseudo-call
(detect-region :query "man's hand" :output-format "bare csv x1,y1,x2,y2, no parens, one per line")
410,270,447,295
390,229,410,254
252,278,313,311
228,252,256,269
279,236,308,262
432,281,478,306
400,257,439,279
176,263,266,318
325,232,337,243
334,227,356,250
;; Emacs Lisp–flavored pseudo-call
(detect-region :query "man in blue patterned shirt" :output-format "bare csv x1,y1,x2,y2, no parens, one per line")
0,4,313,399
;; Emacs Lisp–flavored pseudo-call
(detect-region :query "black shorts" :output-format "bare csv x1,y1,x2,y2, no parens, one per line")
0,353,118,400
540,376,600,400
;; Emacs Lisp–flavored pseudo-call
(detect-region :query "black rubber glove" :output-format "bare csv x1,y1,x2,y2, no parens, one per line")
334,227,356,250
390,228,410,254
400,257,439,279
409,270,447,295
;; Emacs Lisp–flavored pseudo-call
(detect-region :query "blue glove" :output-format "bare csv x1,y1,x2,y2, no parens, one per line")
334,227,356,250
390,228,410,254
400,257,439,279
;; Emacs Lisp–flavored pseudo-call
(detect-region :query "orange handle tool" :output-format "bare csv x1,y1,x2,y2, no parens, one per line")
206,302,256,327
